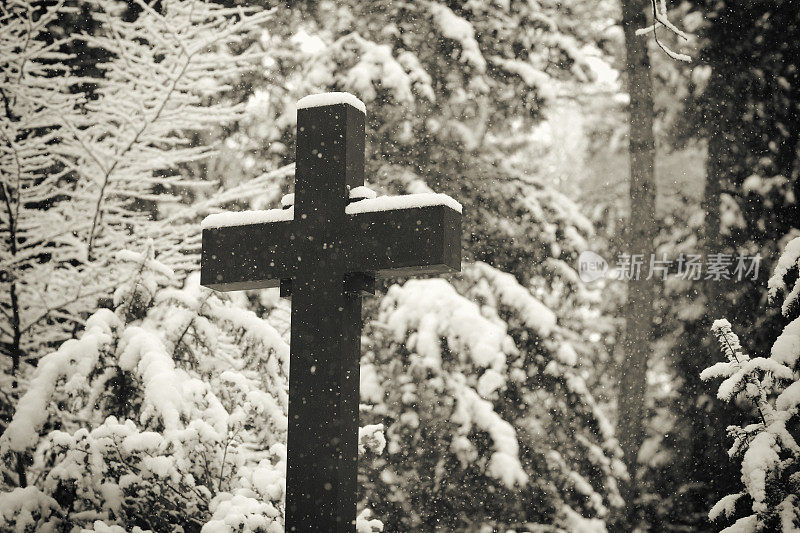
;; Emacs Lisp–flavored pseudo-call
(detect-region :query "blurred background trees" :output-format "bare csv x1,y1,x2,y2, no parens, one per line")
1,0,798,531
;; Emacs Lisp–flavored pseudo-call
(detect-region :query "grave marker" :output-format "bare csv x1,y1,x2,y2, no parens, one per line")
201,93,461,532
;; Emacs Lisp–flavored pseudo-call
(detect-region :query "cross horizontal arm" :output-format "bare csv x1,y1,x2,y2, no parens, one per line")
344,204,462,276
201,203,461,291
200,219,296,291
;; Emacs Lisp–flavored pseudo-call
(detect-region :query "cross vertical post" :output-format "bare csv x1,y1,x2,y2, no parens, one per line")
285,101,365,531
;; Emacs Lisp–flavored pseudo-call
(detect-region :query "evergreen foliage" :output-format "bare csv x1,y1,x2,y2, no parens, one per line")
639,1,800,527
702,237,800,532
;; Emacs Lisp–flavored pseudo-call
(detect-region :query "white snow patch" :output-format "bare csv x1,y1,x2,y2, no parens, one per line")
451,435,478,467
358,424,386,455
251,463,284,501
709,492,744,521
740,431,779,513
453,387,527,487
350,185,377,200
202,493,282,533
776,380,800,412
345,40,418,103
557,343,578,366
202,207,293,229
429,4,486,71
473,262,556,336
493,58,555,99
121,431,162,453
296,92,366,114
0,487,60,528
561,505,607,533
245,89,272,116
202,193,461,227
768,236,800,312
477,369,505,398
720,514,757,532
360,363,384,404
771,316,800,368
291,28,326,55
346,193,462,215
356,509,384,533
382,279,511,371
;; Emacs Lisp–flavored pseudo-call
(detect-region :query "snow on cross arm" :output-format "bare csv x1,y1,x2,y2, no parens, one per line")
346,193,462,215
201,193,460,229
201,207,294,229
296,92,366,114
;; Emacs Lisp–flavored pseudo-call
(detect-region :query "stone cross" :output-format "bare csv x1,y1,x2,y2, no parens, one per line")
200,93,461,532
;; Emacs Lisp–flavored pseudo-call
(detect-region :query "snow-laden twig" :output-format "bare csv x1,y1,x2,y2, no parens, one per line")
636,0,692,62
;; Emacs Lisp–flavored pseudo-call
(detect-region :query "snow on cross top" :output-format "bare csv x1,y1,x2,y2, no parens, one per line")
296,92,366,114
200,193,461,229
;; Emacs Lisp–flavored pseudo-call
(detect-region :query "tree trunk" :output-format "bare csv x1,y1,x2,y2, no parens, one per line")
618,0,657,518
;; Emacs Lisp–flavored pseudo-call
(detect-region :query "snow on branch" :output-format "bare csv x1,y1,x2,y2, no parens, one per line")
65,0,272,256
1,0,274,368
428,2,486,72
635,0,692,62
703,239,800,529
472,261,556,337
0,310,120,452
768,237,800,317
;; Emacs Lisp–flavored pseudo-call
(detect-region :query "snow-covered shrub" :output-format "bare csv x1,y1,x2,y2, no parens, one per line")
701,237,800,531
359,257,625,531
0,245,389,530
0,245,289,530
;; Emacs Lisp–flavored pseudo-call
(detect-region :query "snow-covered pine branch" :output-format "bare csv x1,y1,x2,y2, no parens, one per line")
0,249,290,530
702,237,800,531
359,259,624,531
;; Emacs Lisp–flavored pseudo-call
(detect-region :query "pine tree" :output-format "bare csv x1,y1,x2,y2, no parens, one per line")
360,257,625,530
701,237,800,531
644,0,800,525
215,0,619,189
